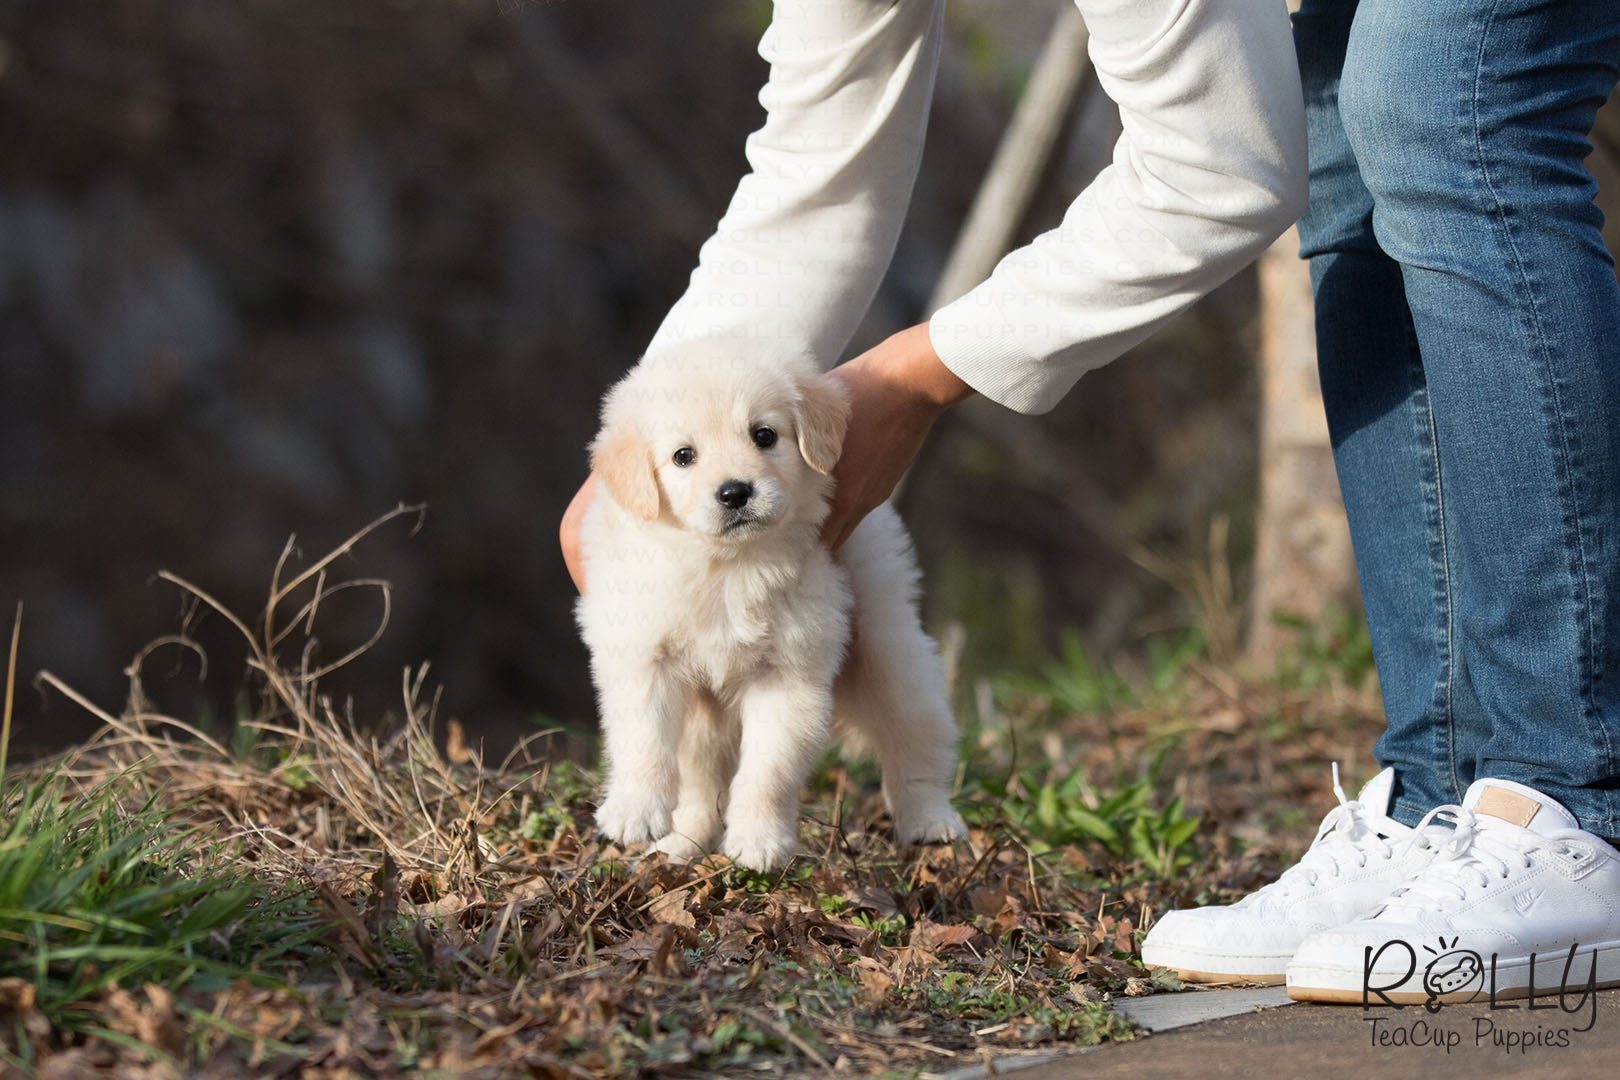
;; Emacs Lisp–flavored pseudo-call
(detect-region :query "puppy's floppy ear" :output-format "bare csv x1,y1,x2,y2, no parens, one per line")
795,371,852,475
591,423,660,521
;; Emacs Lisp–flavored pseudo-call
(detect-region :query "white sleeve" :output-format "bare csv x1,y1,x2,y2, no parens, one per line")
929,0,1309,414
645,0,945,366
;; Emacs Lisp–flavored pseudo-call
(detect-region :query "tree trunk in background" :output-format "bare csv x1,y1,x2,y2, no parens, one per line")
1245,228,1360,668
900,3,1091,506
1246,0,1357,668
926,5,1092,313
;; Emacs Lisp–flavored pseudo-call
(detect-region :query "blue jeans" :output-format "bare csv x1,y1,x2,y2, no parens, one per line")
1294,0,1620,837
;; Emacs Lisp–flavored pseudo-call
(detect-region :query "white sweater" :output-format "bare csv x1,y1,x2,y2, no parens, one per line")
645,0,1308,415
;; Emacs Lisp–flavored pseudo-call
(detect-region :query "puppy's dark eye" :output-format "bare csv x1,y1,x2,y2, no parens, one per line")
751,427,778,449
672,447,696,467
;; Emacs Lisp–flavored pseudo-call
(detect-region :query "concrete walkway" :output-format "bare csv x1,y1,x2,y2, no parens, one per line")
938,986,1620,1079
1000,988,1620,1080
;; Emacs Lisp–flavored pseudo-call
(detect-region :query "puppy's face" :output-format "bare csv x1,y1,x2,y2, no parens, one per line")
591,345,850,542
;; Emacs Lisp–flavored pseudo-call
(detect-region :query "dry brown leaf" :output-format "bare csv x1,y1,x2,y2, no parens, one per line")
647,887,696,929
36,1048,119,1079
712,929,755,963
470,1014,537,1056
139,985,186,1056
817,914,880,947
844,886,900,920
0,976,35,1012
851,958,894,1005
909,918,977,952
713,908,762,938
601,924,686,976
403,891,476,920
363,850,401,946
403,871,437,903
1086,955,1140,986
1204,708,1246,733
446,814,486,891
445,718,474,765
791,938,837,969
968,885,1012,919
0,976,50,1044
102,984,186,1058
889,945,943,983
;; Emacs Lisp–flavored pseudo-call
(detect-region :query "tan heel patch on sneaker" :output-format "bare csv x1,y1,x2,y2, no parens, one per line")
1475,787,1541,828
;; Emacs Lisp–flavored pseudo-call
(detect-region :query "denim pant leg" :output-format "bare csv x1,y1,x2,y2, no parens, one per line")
1303,0,1620,836
1295,0,1492,824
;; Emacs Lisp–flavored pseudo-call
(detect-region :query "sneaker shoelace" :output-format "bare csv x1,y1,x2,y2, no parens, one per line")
1384,804,1587,912
1237,765,1403,906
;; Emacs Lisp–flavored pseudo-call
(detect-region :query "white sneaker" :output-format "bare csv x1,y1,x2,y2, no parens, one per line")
1287,777,1620,1004
1142,766,1440,984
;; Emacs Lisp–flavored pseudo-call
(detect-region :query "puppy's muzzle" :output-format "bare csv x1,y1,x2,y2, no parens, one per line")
715,480,754,509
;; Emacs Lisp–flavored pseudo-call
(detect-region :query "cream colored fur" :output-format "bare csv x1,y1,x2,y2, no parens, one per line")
576,341,966,871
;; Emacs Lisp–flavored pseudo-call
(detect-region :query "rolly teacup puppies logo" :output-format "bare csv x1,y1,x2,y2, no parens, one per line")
1361,935,1600,1018
1359,937,1601,1055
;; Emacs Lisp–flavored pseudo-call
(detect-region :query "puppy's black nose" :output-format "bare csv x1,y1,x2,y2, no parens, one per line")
716,480,753,509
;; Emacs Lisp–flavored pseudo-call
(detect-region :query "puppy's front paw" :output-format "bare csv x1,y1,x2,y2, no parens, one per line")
721,820,799,872
595,792,673,847
895,804,968,846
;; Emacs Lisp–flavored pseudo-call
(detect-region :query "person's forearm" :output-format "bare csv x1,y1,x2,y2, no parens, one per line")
888,322,975,411
930,0,1308,415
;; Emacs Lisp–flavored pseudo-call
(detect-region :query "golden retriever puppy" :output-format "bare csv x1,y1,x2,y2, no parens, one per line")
575,340,966,871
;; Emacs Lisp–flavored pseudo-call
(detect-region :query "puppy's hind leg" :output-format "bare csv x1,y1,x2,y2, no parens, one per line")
837,510,966,846
649,693,737,863
594,669,688,847
838,645,966,845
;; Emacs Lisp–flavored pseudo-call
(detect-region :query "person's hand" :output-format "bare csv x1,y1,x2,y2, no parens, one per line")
822,322,974,550
560,473,597,595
